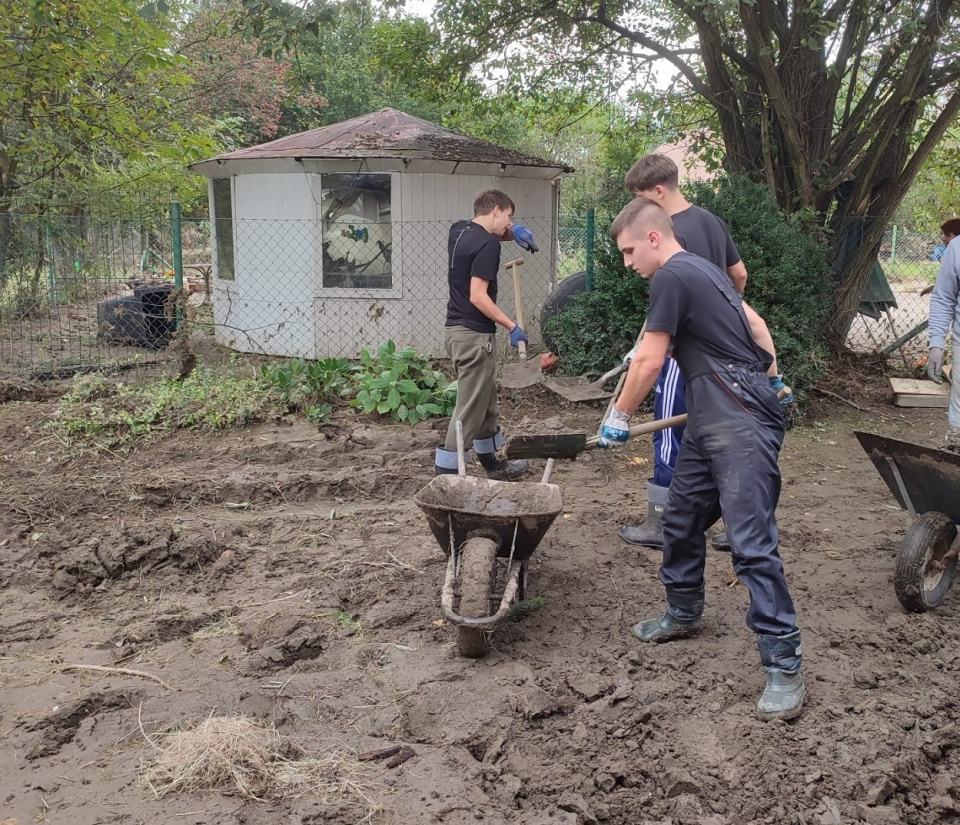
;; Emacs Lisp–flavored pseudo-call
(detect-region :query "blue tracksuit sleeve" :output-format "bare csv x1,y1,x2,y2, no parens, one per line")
929,239,960,349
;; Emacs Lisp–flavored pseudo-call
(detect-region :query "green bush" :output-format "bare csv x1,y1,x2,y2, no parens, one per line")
351,340,457,424
548,176,832,410
258,341,457,426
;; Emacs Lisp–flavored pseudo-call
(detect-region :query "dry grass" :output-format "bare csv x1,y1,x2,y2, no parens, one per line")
140,715,380,816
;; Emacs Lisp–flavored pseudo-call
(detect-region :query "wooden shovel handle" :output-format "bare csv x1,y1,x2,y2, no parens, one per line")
508,259,527,361
587,386,791,449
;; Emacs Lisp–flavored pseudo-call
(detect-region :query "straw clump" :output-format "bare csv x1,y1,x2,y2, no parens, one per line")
141,715,378,810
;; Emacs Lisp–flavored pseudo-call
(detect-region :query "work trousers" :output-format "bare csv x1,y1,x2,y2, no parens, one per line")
442,326,499,451
653,357,687,486
659,370,799,637
949,341,960,429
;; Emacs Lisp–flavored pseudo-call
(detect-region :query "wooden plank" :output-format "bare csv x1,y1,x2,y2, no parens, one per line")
889,376,951,408
893,395,950,408
889,377,951,395
945,363,952,384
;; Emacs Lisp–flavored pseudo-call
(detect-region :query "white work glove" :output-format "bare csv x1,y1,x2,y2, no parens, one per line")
622,346,638,365
598,407,631,447
928,347,945,384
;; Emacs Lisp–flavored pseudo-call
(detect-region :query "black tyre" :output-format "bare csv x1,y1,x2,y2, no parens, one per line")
540,271,587,354
457,537,498,658
894,511,958,612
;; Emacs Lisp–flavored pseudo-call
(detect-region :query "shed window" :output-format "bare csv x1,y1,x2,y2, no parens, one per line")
320,173,392,289
212,178,235,281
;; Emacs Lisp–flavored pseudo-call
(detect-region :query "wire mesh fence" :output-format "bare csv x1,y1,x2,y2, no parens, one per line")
0,208,947,381
846,226,944,368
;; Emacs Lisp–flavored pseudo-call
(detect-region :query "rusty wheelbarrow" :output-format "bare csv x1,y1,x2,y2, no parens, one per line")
855,431,960,612
414,426,562,657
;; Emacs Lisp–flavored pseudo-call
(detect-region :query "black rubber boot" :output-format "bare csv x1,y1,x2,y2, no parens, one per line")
619,481,668,548
632,584,705,643
712,529,732,552
756,630,806,721
477,452,530,481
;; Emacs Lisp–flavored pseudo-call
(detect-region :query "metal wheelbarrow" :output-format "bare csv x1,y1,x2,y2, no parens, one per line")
855,431,960,612
414,424,562,657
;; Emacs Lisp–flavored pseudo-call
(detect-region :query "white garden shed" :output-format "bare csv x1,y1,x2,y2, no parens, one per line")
190,108,572,359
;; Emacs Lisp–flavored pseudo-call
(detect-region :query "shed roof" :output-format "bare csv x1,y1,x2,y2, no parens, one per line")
193,108,573,173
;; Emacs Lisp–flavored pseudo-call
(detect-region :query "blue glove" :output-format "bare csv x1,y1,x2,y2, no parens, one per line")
769,374,794,406
509,325,529,348
622,346,638,365
598,407,631,447
512,224,539,254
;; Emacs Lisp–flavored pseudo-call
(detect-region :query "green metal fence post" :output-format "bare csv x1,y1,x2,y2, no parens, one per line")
171,201,184,330
45,220,58,308
890,224,898,266
585,208,595,292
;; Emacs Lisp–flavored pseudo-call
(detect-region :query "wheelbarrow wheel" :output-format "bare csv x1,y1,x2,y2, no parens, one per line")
457,537,498,658
894,511,958,613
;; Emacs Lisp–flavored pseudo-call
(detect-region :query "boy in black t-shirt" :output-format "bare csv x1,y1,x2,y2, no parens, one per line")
620,153,791,552
434,190,531,480
599,197,805,722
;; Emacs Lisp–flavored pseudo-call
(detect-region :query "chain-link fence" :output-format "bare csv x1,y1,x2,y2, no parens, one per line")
0,209,945,380
846,226,944,366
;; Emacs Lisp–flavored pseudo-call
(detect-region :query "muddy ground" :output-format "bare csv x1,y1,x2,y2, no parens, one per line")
2,374,960,825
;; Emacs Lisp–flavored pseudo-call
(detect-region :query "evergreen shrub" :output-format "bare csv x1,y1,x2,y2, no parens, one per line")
547,176,832,411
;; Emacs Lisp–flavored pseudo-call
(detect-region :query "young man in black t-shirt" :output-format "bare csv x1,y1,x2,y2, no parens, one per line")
599,197,805,722
619,153,790,552
434,189,530,480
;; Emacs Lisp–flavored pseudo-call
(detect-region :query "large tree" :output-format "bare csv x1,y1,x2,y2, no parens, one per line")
434,0,960,348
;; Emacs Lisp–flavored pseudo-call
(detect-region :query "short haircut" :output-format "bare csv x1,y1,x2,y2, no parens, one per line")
610,198,675,241
474,189,515,216
625,154,680,193
941,217,960,237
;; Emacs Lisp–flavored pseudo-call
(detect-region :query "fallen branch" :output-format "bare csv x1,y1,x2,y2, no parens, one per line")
814,387,894,420
60,664,175,691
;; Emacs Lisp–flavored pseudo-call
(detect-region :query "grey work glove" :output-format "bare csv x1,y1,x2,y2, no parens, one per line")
928,347,945,383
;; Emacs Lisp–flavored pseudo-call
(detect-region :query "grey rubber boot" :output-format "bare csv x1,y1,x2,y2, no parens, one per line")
756,630,806,721
619,481,668,548
945,427,960,454
477,452,530,481
712,529,732,552
632,584,705,643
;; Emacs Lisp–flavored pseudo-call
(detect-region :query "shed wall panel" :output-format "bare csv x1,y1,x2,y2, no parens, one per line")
210,171,559,360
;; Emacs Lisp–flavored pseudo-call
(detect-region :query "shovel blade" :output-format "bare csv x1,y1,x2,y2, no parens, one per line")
500,359,542,389
503,432,589,459
542,376,613,402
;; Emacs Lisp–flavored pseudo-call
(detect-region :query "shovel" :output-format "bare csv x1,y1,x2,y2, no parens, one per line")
541,323,646,403
503,386,791,459
500,258,542,389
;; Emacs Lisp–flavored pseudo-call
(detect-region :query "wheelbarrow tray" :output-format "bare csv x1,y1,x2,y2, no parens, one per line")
855,431,960,523
414,475,562,561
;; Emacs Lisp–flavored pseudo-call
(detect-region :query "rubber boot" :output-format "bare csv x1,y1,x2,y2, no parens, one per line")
632,584,704,643
712,529,732,553
477,452,530,481
619,481,668,548
434,446,460,476
473,430,529,481
945,427,960,454
756,630,806,722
